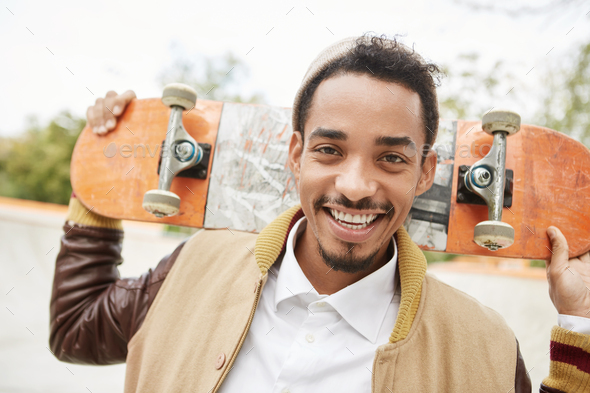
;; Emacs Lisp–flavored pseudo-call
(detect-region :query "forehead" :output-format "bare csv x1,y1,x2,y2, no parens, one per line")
304,73,425,147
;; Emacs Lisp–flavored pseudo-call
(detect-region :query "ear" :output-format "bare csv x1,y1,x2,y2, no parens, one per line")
288,131,304,190
414,149,437,197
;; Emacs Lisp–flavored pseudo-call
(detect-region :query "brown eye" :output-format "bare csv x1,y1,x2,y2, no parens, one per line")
379,154,404,163
316,147,340,155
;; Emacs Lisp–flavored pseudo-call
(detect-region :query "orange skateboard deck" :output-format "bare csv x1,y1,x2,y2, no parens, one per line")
71,98,590,260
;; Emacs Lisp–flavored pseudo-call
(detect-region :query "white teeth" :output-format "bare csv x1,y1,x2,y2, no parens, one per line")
328,208,380,229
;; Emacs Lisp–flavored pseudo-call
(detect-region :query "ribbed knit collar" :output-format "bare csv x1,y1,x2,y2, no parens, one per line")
255,205,427,344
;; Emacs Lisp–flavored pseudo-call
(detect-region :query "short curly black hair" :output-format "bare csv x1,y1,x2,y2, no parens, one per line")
297,34,442,161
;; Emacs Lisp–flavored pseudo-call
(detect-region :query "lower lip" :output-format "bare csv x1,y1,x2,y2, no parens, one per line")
324,209,383,243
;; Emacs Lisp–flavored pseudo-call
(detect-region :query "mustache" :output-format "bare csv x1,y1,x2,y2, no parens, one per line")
313,195,394,217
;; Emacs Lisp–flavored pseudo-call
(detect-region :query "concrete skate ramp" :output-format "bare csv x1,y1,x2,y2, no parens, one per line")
429,261,554,389
0,197,554,391
0,197,185,393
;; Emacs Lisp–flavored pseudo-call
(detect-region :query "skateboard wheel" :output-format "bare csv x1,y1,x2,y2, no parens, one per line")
143,190,181,217
473,221,514,251
482,109,521,135
162,83,197,110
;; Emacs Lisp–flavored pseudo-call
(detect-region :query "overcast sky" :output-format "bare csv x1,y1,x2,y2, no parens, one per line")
1,0,588,136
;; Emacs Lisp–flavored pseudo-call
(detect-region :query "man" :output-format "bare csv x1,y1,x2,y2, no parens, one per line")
51,35,590,392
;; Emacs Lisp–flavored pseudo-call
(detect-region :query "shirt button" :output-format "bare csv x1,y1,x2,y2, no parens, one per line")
215,352,226,369
305,333,315,343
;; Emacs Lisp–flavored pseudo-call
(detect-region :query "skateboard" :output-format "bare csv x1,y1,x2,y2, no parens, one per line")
70,83,590,260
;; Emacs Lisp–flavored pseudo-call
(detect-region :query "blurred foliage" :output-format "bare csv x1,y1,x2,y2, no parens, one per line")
162,223,199,236
423,251,458,264
0,112,84,205
530,260,547,268
158,52,265,104
448,0,590,147
438,53,519,121
537,41,590,147
0,53,259,207
455,0,585,19
439,42,590,149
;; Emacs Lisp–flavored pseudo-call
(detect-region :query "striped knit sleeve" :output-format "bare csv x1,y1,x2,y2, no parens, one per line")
541,326,590,392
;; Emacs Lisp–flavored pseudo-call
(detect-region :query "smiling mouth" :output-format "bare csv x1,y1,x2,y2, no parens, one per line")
326,208,381,230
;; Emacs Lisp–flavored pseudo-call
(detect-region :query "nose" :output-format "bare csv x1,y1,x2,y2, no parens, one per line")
334,157,378,202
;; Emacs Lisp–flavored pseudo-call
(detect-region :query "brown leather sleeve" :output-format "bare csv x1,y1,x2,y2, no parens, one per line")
49,223,186,365
515,339,532,392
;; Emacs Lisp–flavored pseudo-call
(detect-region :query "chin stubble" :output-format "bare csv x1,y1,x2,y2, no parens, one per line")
317,240,382,274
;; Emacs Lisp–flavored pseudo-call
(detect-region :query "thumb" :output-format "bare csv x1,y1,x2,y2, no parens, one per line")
547,226,569,270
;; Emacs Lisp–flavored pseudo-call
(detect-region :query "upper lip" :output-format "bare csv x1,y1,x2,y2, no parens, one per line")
323,205,385,216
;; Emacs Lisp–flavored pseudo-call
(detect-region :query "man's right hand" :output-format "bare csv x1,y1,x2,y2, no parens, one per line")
87,90,136,135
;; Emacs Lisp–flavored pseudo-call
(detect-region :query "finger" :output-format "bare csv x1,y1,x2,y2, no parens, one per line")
112,90,136,116
103,91,118,131
86,106,98,132
94,97,108,135
547,226,570,272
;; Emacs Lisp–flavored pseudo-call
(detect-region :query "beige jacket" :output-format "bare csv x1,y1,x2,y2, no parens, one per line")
124,206,526,392
54,199,589,392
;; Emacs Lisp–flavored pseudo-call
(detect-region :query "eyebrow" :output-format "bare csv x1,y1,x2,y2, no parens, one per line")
374,136,416,148
308,127,417,149
308,127,348,142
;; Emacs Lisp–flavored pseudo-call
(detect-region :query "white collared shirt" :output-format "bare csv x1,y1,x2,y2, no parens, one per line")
219,217,400,393
216,216,590,392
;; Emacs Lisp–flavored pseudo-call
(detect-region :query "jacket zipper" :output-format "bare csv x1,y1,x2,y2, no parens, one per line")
212,276,264,392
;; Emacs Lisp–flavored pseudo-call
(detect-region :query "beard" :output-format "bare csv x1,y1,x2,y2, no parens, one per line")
317,239,382,273
312,194,395,274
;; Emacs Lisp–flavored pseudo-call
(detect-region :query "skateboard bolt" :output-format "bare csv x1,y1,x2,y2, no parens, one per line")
175,141,195,162
472,167,492,187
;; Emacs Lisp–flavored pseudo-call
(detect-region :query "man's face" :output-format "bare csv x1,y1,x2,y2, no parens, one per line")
288,73,436,273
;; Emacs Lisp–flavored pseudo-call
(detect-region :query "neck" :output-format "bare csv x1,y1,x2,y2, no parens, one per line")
294,225,391,295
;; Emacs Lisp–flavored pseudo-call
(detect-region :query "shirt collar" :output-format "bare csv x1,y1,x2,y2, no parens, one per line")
273,218,324,310
273,217,398,344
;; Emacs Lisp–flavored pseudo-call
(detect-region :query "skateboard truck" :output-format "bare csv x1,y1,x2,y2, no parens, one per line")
463,110,521,251
143,83,203,218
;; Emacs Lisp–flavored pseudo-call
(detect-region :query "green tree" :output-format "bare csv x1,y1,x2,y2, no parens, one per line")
0,51,261,208
452,0,590,147
438,41,590,148
438,52,520,121
537,41,590,147
158,51,264,104
0,112,84,205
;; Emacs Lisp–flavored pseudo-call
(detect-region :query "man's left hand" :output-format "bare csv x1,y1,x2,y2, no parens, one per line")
546,226,590,318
